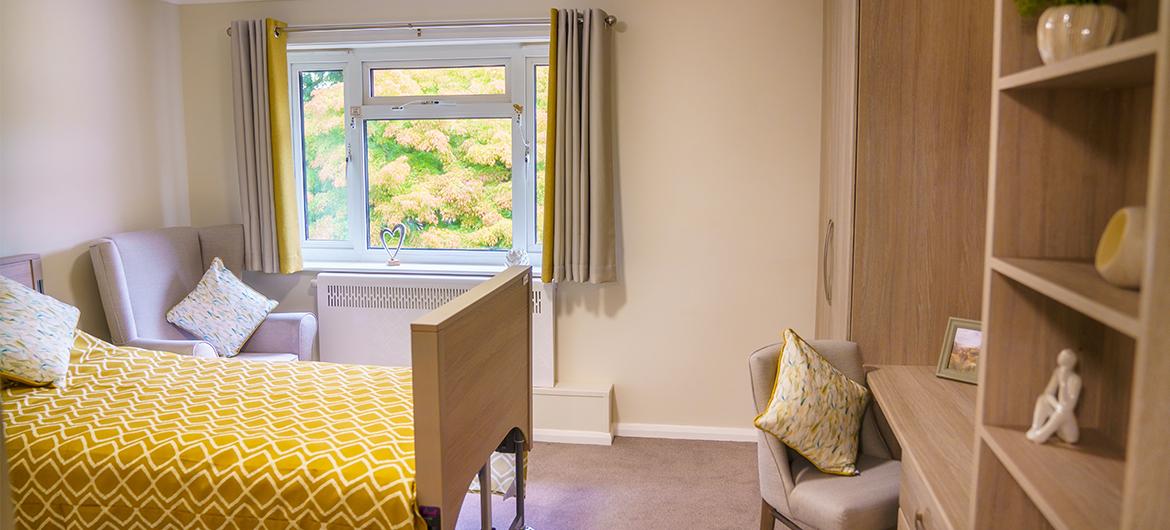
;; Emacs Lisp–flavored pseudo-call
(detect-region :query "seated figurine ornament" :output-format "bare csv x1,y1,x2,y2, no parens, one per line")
1026,348,1081,444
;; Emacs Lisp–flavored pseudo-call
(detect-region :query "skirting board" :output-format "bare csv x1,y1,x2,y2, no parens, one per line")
614,423,758,443
533,428,614,446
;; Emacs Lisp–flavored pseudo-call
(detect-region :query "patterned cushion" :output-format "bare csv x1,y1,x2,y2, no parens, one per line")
754,329,870,476
0,275,79,387
166,257,277,357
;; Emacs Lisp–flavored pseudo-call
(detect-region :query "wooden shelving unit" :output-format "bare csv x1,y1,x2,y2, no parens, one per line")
982,426,1125,530
973,1,1170,529
997,33,1159,90
989,258,1141,338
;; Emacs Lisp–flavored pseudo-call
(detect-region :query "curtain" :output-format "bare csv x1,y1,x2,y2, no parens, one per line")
230,18,302,274
541,8,616,284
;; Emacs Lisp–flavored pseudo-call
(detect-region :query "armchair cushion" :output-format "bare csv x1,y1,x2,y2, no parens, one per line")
787,454,900,530
124,338,217,359
166,258,277,358
755,329,870,476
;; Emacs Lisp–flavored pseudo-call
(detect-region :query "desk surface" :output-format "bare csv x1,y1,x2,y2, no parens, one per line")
868,365,977,530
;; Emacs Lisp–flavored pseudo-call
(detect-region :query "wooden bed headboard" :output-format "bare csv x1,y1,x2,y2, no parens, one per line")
411,266,532,530
0,254,43,292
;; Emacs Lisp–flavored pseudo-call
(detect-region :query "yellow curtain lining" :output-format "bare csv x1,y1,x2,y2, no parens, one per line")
541,9,559,283
265,18,303,274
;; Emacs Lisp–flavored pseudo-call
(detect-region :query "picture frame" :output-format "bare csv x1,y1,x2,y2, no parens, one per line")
936,317,982,384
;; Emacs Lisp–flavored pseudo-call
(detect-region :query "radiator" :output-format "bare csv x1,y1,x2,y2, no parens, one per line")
316,273,555,388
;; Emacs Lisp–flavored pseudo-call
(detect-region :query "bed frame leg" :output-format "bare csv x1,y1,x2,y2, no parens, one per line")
514,434,526,528
498,427,531,530
479,463,493,530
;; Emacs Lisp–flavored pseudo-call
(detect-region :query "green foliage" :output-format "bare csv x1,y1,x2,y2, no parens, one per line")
1014,0,1104,17
299,65,547,250
299,70,348,241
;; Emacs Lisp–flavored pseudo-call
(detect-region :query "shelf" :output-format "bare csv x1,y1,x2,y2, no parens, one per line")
997,34,1159,90
981,425,1124,530
990,258,1141,338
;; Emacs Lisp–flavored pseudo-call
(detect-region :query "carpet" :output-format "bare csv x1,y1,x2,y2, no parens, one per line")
455,437,759,530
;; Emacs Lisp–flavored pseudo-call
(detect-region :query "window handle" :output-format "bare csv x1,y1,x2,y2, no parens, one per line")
514,104,530,164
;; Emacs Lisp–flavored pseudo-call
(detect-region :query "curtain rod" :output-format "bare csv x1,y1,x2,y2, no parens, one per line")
226,15,617,37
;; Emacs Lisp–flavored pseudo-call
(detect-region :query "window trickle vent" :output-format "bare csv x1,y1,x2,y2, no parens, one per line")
325,284,544,314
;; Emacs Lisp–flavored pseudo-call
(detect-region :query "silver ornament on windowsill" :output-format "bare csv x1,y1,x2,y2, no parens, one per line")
505,249,529,267
380,223,407,266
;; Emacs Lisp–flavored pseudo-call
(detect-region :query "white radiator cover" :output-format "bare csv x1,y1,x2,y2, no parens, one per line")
316,273,556,388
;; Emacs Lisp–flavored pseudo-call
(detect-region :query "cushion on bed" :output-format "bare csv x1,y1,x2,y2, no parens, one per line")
0,274,79,387
166,256,277,357
754,328,870,476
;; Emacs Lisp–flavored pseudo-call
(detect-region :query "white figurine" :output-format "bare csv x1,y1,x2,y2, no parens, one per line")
1026,348,1081,444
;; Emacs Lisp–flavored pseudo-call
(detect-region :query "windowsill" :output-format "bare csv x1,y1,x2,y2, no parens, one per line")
303,260,539,278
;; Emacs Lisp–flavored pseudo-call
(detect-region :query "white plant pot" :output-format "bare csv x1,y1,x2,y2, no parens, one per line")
1095,206,1146,289
1037,4,1127,65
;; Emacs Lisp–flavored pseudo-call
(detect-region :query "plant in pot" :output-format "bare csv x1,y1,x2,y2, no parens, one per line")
1016,0,1127,64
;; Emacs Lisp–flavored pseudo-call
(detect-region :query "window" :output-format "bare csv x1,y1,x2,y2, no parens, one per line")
290,44,548,266
297,69,347,241
370,66,507,97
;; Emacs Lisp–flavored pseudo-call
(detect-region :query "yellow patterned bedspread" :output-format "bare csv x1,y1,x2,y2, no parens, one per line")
2,331,428,529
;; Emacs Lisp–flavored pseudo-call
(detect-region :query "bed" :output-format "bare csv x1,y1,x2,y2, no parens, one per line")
0,255,533,530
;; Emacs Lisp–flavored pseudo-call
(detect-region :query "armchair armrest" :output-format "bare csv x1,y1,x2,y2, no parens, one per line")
242,312,317,361
124,338,217,359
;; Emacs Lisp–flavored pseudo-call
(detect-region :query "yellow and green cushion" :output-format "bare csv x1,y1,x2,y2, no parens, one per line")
754,329,870,476
166,257,277,357
0,275,79,387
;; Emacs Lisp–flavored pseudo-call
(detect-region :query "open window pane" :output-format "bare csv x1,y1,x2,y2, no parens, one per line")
366,118,513,250
534,64,549,243
370,66,506,97
298,70,348,241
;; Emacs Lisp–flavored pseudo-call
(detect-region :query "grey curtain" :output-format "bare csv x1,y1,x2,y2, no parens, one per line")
547,8,616,284
229,19,280,273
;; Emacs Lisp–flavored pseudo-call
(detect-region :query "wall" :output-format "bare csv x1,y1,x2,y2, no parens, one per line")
178,0,823,430
0,0,189,336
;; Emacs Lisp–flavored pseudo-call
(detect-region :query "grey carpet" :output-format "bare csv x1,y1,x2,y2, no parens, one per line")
455,437,759,530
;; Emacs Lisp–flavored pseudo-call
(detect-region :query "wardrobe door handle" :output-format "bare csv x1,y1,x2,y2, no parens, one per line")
822,219,835,303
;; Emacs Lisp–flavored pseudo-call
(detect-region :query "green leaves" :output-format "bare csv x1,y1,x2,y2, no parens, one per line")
1015,0,1105,18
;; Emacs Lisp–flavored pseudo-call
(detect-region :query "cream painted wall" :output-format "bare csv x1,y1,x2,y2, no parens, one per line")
0,0,190,336
178,0,823,429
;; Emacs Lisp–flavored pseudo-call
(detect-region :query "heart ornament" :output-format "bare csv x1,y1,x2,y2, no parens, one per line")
380,223,408,266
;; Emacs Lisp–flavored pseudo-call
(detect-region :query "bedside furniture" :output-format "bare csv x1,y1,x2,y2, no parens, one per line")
868,366,976,530
0,254,42,294
89,225,317,362
750,340,900,530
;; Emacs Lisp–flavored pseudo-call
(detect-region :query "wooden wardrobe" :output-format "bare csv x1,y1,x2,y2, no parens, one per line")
815,0,994,366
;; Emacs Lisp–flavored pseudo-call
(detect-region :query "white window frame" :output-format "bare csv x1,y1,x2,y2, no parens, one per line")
289,42,548,267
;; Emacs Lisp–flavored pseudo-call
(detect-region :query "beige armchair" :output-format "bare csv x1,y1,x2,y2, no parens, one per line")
89,225,316,362
749,340,900,530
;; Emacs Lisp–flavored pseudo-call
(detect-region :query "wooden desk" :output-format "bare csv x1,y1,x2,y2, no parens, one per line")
868,365,976,530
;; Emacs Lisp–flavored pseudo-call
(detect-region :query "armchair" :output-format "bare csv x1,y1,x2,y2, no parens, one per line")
89,224,316,362
749,340,900,530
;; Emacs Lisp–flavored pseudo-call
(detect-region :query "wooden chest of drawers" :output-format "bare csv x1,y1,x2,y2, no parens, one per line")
868,366,977,530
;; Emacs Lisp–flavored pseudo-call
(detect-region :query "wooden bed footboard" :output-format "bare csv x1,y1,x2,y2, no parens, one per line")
411,266,533,530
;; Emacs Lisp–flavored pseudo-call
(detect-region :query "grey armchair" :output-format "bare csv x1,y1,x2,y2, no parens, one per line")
89,224,316,362
749,340,900,530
